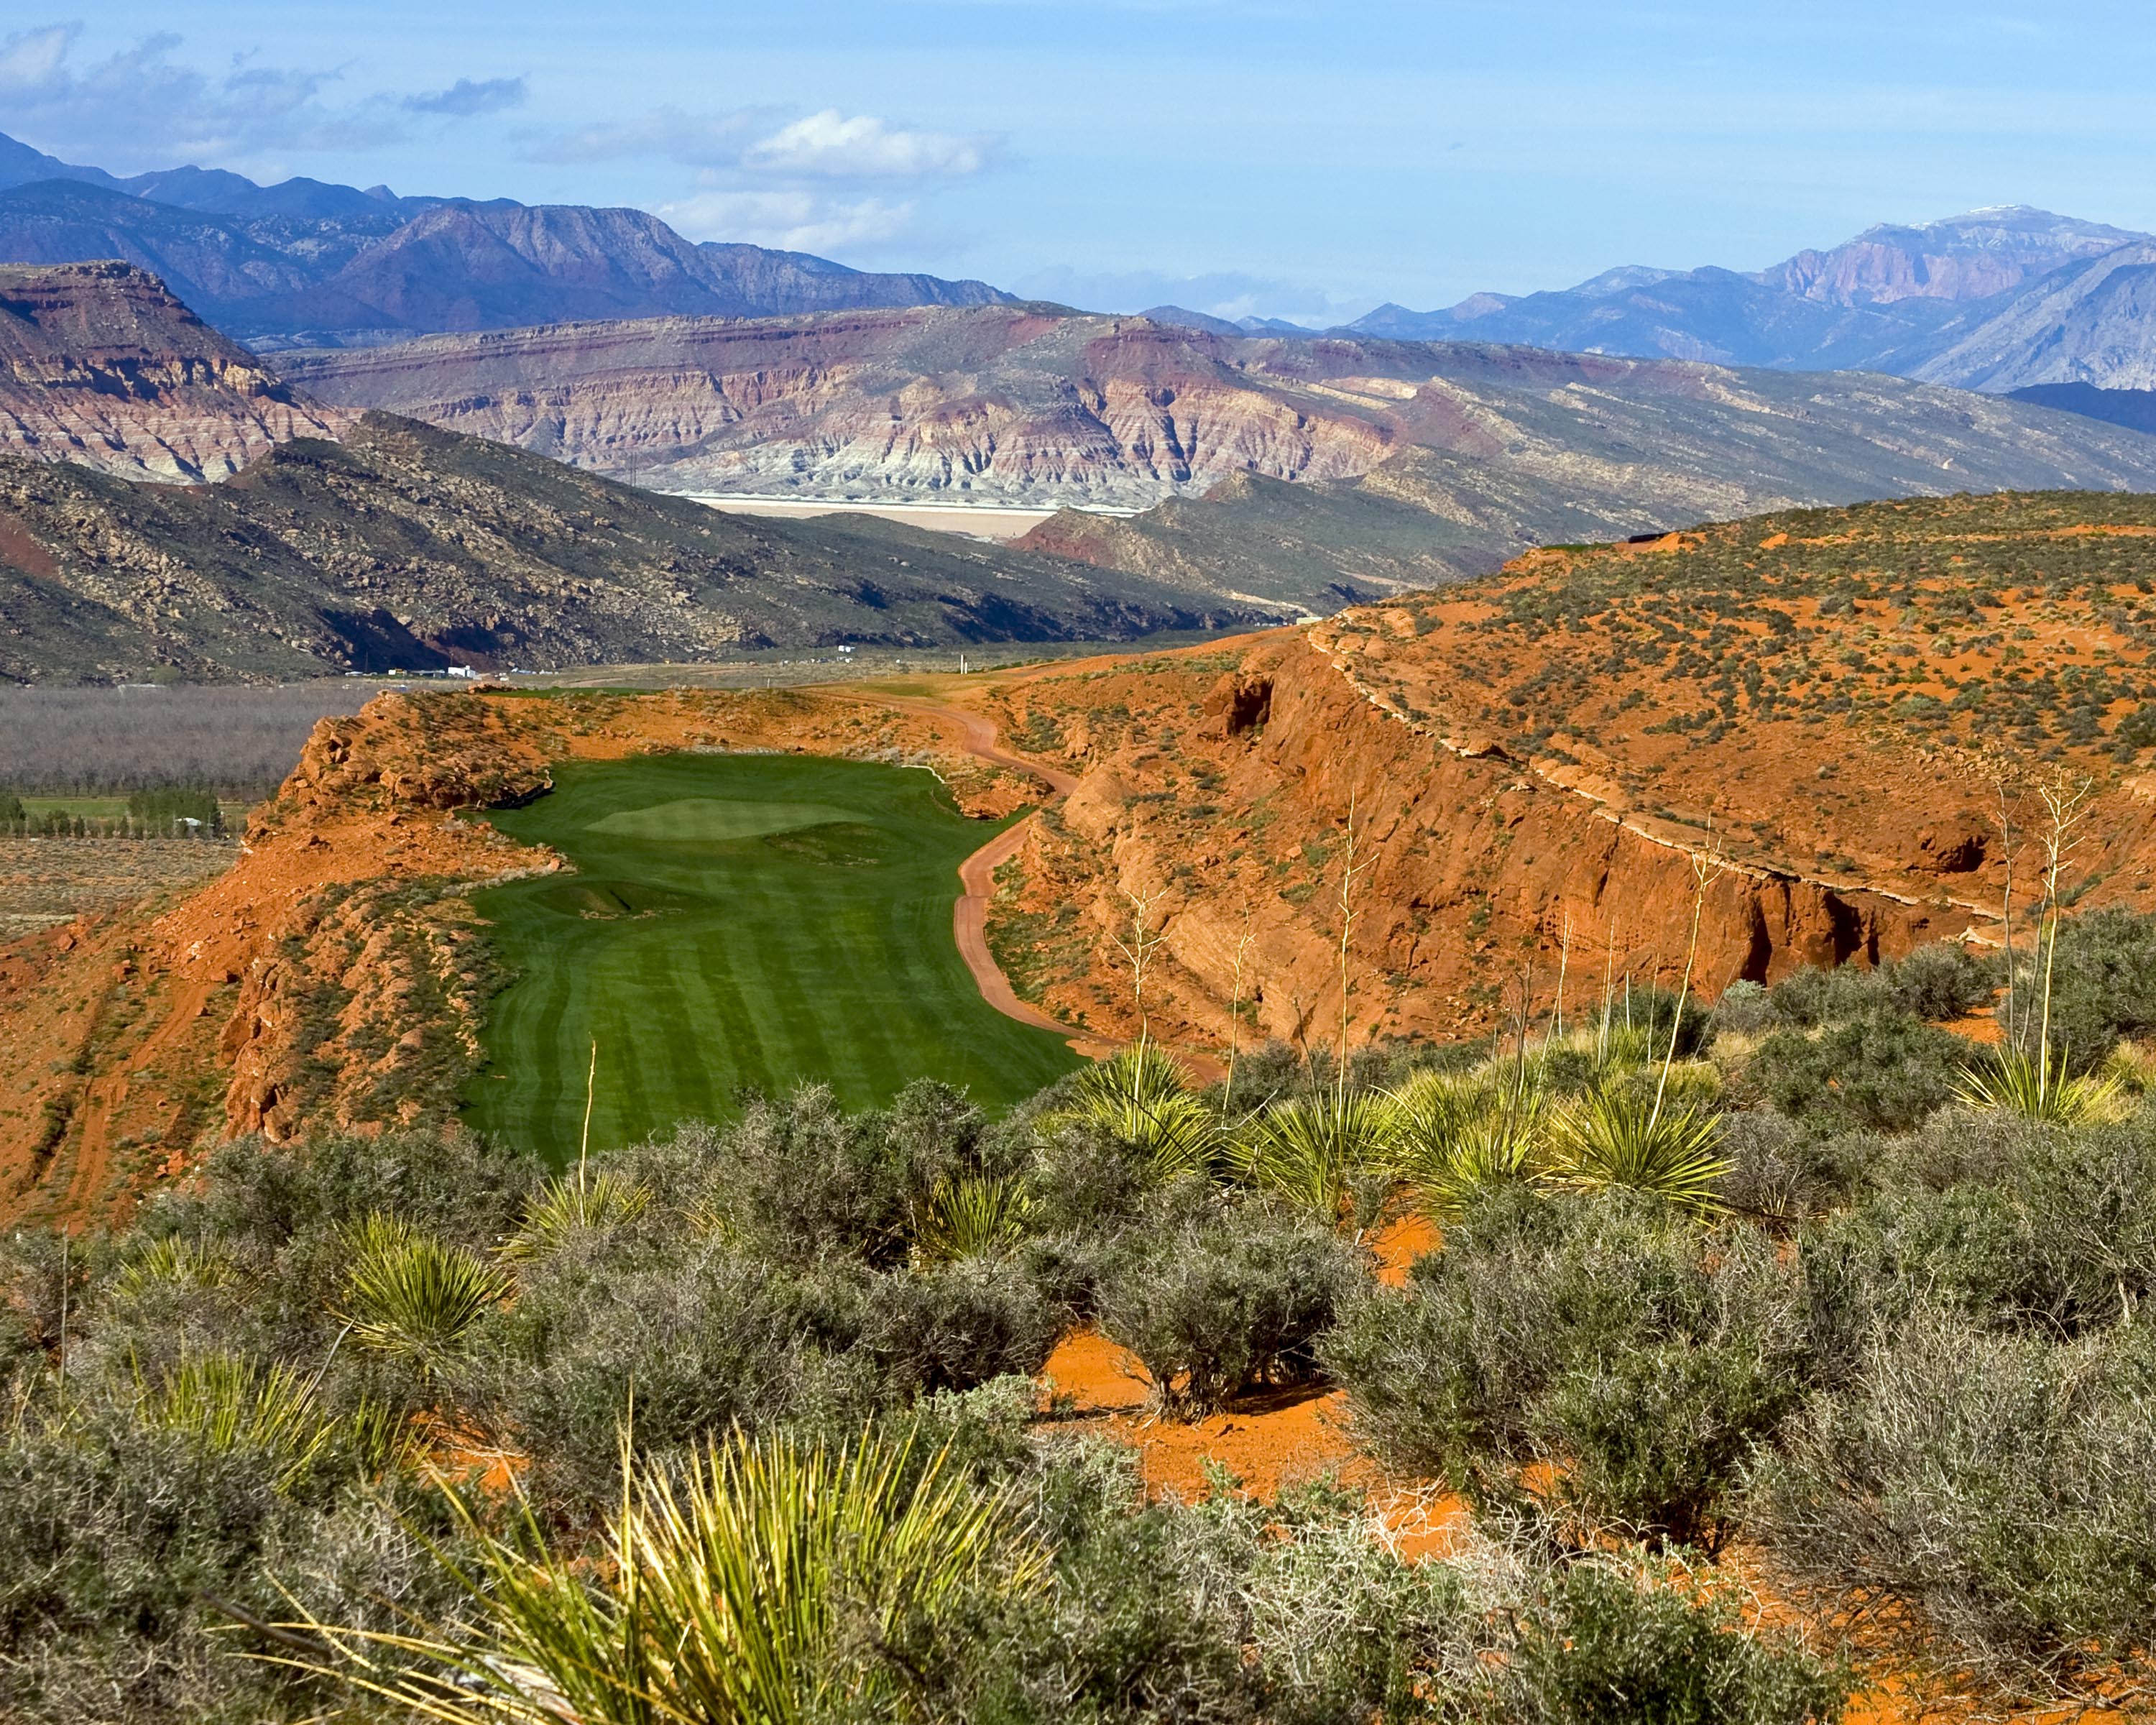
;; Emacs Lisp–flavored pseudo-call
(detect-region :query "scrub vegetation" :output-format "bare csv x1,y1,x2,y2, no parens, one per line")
8,907,2156,1721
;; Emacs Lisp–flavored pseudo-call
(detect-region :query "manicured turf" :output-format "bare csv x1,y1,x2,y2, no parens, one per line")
462,754,1082,1159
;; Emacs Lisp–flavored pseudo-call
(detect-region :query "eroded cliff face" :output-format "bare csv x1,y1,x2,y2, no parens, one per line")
983,528,2156,1054
985,635,2003,1053
280,308,1397,508
0,261,349,479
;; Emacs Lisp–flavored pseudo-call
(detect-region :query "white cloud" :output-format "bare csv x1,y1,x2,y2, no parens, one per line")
0,22,74,93
405,76,527,119
0,22,519,166
743,109,995,179
525,105,998,183
655,188,921,254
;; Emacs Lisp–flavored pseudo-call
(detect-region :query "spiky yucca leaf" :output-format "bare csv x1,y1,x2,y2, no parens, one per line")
341,1215,507,1381
1054,1040,1222,1182
112,1233,231,1299
1391,1067,1551,1220
1230,1088,1403,1226
137,1351,333,1490
1957,1041,2125,1125
289,1430,1046,1725
501,1169,653,1260
1549,1087,1728,1213
910,1174,1033,1265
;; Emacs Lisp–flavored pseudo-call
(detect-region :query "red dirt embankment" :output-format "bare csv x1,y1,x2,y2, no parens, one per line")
977,619,2156,1054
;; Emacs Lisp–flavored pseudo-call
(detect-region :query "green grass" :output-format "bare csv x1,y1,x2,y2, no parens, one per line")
462,754,1084,1159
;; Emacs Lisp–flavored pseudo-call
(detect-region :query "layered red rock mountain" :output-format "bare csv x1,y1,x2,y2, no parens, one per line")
277,303,2156,535
0,261,349,479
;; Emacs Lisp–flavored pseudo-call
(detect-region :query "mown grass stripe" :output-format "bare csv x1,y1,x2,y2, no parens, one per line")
462,754,1081,1159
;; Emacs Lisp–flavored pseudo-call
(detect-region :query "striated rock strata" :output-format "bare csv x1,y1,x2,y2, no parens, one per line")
0,261,349,479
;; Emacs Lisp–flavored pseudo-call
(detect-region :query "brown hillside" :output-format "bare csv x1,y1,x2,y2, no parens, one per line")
980,492,2156,1051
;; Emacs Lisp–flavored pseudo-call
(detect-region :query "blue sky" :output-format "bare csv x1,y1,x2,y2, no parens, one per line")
6,2,2156,323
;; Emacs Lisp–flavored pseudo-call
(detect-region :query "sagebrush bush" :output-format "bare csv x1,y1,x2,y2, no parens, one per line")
2002,908,2156,1067
693,1081,1010,1270
1744,1011,1963,1133
1886,942,1996,1022
1325,1188,1810,1552
1754,1305,2156,1698
1093,1201,1364,1418
1805,1113,2156,1349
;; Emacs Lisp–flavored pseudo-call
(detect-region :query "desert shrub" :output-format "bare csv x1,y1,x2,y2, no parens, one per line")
866,1258,1063,1397
1023,1116,1170,1240
1716,1113,1880,1223
1093,1202,1364,1418
1766,963,1891,1028
1744,1011,1963,1134
1805,1115,2156,1347
1711,979,1777,1034
1484,1553,1847,1725
1325,1188,1810,1552
962,1442,1843,1725
2003,908,2156,1067
480,1235,881,1507
1885,942,1995,1021
1754,1305,2156,1699
691,1081,1009,1270
0,1392,464,1725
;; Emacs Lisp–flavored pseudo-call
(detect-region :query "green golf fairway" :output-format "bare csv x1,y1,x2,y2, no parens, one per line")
462,753,1082,1159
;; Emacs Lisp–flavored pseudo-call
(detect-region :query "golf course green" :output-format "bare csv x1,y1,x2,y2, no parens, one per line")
461,753,1083,1159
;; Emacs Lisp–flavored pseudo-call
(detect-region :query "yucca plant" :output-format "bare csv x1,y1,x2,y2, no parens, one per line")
291,1429,1047,1725
909,1173,1034,1265
1391,1065,1550,1220
111,1233,232,1299
1230,1087,1403,1230
1548,1086,1728,1213
340,1215,508,1382
137,1351,333,1491
1051,1039,1222,1182
501,1168,653,1260
1956,1041,2124,1125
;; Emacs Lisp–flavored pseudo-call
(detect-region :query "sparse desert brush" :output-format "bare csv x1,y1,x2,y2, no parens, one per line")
1325,1187,1807,1554
1095,1204,1364,1419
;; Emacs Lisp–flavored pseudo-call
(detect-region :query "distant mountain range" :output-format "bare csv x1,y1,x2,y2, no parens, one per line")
0,130,1011,348
1146,208,2156,397
280,302,2156,609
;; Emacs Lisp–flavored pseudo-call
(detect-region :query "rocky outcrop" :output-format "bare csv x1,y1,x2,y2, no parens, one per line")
278,305,2156,528
0,261,349,479
985,492,2156,1050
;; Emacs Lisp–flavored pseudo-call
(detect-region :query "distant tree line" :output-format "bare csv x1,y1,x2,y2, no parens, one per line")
0,786,229,841
0,684,400,799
